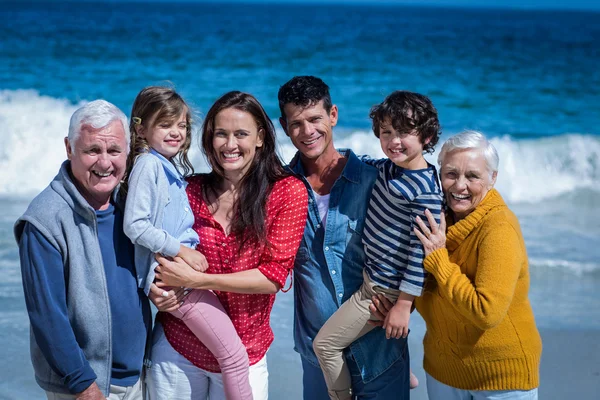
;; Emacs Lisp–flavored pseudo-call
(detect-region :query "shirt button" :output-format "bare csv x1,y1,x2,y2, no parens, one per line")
309,198,313,203
331,270,336,275
338,293,343,298
223,259,229,264
184,207,190,212
221,243,226,247
317,224,321,228
325,246,329,251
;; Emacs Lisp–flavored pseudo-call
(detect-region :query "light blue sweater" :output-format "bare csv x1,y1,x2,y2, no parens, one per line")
123,150,199,295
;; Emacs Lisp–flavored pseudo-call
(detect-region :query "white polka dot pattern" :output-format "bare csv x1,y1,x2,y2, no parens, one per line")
160,175,308,372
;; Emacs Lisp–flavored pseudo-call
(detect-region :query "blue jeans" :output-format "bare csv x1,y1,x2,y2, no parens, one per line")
301,350,409,400
426,373,538,400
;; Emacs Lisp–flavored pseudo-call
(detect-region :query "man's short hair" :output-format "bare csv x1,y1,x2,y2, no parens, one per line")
278,76,332,121
68,100,129,148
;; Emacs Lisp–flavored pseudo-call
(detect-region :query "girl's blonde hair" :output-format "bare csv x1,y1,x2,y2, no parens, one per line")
122,86,194,195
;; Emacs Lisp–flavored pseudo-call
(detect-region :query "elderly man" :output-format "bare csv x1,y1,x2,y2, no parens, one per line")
278,76,410,399
14,100,174,400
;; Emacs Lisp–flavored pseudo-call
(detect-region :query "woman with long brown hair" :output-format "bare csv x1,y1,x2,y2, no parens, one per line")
148,91,308,400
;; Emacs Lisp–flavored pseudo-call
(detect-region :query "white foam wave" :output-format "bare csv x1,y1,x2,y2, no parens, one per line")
529,258,600,275
277,129,600,204
1,90,599,205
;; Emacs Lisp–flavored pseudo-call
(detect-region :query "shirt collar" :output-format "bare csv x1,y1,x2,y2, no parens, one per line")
149,149,185,183
288,148,361,184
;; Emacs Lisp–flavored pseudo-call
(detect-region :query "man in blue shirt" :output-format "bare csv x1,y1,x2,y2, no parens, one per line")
278,76,410,399
15,100,178,400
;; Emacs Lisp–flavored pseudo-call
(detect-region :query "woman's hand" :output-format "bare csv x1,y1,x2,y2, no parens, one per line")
155,255,206,288
414,209,447,256
148,283,188,312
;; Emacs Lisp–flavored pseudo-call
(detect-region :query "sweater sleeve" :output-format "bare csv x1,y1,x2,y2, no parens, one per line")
257,179,308,290
423,221,524,330
123,156,181,257
19,223,97,394
357,154,387,169
400,192,443,296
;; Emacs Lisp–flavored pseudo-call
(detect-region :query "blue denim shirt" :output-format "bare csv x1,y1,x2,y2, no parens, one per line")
288,149,405,383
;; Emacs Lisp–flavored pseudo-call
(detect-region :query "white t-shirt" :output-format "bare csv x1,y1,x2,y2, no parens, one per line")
312,190,331,229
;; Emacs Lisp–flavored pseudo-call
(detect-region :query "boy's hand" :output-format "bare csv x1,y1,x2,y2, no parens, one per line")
178,246,209,272
383,299,411,339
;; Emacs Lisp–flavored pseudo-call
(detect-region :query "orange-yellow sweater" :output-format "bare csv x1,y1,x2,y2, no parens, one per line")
415,189,542,391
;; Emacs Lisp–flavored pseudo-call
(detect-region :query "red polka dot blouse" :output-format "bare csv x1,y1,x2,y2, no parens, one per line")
159,174,308,372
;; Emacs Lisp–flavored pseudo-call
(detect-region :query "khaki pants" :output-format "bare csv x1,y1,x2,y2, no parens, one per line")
46,378,143,400
313,270,400,400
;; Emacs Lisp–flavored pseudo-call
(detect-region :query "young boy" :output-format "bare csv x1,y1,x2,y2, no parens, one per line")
313,91,443,400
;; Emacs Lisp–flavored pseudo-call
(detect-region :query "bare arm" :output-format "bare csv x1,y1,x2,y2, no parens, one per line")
155,255,280,294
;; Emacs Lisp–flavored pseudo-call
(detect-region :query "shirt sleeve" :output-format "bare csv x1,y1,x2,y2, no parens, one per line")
123,156,181,257
400,192,443,296
19,223,97,394
257,179,308,289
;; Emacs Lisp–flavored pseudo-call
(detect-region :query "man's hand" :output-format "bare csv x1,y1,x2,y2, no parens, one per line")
383,300,411,339
178,246,209,272
368,294,393,327
148,283,188,312
75,382,105,400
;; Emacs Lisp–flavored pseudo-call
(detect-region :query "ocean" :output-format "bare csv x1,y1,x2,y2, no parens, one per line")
1,1,599,399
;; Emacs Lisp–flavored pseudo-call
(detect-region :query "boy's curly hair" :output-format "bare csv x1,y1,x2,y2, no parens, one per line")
370,91,441,154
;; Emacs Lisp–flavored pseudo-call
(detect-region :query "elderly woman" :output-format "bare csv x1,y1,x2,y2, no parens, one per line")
409,130,542,399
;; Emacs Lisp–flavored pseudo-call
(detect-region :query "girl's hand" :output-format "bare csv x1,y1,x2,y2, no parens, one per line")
148,283,188,312
178,246,209,272
414,209,447,256
155,255,204,288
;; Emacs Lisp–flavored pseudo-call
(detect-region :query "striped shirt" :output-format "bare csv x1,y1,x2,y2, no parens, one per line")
361,157,443,295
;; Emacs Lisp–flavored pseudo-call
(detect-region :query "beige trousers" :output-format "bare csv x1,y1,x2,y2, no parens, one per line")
313,270,400,400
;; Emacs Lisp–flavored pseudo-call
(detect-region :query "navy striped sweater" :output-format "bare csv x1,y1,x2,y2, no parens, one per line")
361,157,443,295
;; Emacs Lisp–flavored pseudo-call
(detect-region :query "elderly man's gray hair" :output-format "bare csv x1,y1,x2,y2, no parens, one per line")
68,99,130,148
438,130,499,176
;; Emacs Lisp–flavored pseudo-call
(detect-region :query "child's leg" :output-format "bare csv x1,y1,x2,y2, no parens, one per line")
312,282,379,400
170,289,252,400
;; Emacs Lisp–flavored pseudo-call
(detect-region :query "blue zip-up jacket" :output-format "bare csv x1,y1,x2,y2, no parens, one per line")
289,149,405,383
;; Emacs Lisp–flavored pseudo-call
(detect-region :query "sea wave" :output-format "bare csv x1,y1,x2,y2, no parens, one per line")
1,90,599,204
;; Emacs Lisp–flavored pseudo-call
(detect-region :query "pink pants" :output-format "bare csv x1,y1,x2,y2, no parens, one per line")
170,289,252,400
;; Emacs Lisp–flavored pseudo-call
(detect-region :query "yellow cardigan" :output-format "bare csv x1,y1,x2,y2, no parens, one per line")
415,189,542,391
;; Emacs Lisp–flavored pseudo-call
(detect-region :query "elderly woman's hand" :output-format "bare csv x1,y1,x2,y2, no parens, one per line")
414,209,447,256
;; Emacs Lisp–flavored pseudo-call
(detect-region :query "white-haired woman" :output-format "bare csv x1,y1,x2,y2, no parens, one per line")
372,130,542,399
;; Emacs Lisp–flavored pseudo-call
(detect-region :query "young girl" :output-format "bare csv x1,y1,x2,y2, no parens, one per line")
123,86,253,400
312,91,444,400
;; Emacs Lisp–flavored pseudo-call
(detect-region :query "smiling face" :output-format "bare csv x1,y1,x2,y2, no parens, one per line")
441,148,497,221
280,100,338,161
65,119,128,210
378,117,428,170
138,109,188,159
212,107,264,180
